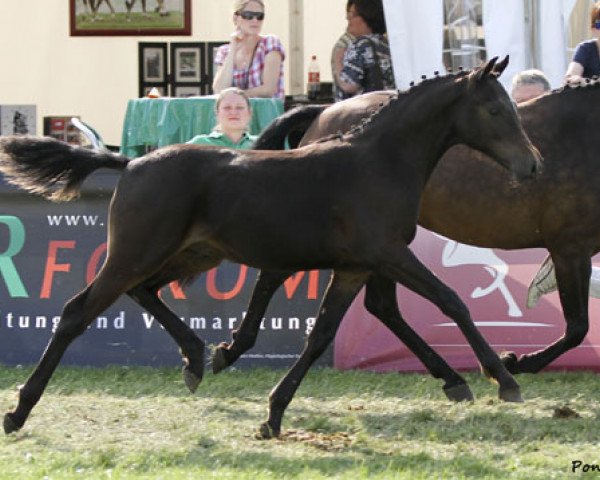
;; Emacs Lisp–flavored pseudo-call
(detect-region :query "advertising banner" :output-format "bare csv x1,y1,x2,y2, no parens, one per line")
335,227,600,373
0,173,332,369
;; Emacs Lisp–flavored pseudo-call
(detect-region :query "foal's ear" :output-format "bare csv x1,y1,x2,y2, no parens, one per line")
492,55,510,77
473,56,498,82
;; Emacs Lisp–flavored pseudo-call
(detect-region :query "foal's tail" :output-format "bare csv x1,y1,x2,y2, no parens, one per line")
253,104,327,150
0,135,130,201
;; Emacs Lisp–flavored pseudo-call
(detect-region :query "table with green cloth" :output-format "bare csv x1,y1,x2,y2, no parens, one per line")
120,96,284,157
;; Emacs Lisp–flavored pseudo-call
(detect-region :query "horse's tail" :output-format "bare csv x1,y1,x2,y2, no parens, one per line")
253,104,327,150
0,135,130,202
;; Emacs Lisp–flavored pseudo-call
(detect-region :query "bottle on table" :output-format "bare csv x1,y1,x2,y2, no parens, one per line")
307,55,320,100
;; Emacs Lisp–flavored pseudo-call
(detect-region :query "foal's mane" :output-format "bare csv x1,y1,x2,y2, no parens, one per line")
316,70,472,144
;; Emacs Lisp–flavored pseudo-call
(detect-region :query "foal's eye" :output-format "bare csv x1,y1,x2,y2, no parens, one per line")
489,107,500,116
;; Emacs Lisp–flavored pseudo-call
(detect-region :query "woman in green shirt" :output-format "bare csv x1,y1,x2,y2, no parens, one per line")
187,87,257,149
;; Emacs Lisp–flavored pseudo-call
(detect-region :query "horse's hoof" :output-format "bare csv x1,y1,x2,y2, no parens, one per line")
182,366,202,393
212,346,230,374
499,387,523,403
499,351,520,374
3,413,20,435
443,383,474,402
257,421,279,439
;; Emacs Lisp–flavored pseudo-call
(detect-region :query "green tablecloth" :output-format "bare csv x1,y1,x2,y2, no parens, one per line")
120,96,284,157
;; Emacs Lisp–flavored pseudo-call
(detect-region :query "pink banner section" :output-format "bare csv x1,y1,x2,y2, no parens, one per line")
334,227,600,373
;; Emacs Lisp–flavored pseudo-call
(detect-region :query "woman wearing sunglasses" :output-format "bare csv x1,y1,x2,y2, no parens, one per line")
212,1,285,99
565,1,600,83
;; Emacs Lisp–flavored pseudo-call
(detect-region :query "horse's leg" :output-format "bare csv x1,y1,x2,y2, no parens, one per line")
127,285,206,393
4,265,135,434
500,252,591,374
364,275,473,401
259,270,368,438
105,0,116,15
212,270,292,374
377,246,522,402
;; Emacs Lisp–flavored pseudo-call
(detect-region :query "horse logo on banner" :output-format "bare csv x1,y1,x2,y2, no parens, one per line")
436,235,522,318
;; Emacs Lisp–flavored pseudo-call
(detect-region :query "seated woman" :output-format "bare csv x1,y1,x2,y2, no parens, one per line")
565,1,600,82
187,88,257,149
212,0,285,99
337,0,395,100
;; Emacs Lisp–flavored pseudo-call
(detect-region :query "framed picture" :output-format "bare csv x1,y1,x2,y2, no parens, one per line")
173,85,202,98
139,42,168,97
70,0,192,36
205,42,227,94
170,43,204,83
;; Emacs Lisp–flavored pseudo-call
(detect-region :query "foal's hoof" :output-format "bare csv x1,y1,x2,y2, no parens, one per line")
3,412,20,435
257,421,279,439
499,386,524,403
443,383,474,402
499,351,520,374
212,344,230,374
182,366,202,394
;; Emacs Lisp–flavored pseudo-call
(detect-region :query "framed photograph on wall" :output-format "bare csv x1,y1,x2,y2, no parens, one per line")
170,43,203,97
205,42,227,95
138,42,168,97
173,85,202,98
170,43,204,83
70,0,192,36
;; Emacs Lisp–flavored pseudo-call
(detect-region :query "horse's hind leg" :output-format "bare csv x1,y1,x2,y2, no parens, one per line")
4,267,134,434
128,285,206,393
212,270,292,374
500,252,591,374
377,246,522,403
259,270,368,438
364,275,473,402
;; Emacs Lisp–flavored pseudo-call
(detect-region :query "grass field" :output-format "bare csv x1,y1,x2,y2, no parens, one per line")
1,365,599,479
75,12,184,30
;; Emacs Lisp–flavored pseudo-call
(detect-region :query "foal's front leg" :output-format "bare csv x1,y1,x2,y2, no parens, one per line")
259,270,368,438
212,270,292,373
377,245,522,402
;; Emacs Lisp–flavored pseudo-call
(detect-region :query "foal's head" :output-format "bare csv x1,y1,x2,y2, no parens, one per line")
455,56,541,180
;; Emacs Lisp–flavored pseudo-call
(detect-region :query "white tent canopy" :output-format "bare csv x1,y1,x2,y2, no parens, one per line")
382,0,579,91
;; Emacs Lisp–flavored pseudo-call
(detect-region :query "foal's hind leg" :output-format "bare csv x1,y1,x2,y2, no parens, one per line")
500,252,591,374
377,246,522,402
259,270,368,438
212,270,292,373
128,285,206,393
4,267,134,434
364,275,473,402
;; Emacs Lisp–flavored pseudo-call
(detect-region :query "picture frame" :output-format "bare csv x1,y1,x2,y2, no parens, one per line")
170,42,204,97
138,42,169,97
70,0,191,37
205,42,228,95
170,43,204,83
173,85,202,98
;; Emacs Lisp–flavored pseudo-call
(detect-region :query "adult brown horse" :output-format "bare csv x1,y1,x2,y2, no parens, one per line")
0,58,539,438
215,75,600,384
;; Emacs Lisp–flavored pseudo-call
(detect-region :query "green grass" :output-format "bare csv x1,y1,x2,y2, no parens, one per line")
1,365,598,479
76,12,184,30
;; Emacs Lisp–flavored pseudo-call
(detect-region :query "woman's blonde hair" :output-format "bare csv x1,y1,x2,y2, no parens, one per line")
214,88,252,132
233,0,265,14
215,87,251,111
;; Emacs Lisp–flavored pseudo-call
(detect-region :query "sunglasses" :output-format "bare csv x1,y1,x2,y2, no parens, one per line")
237,10,265,21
